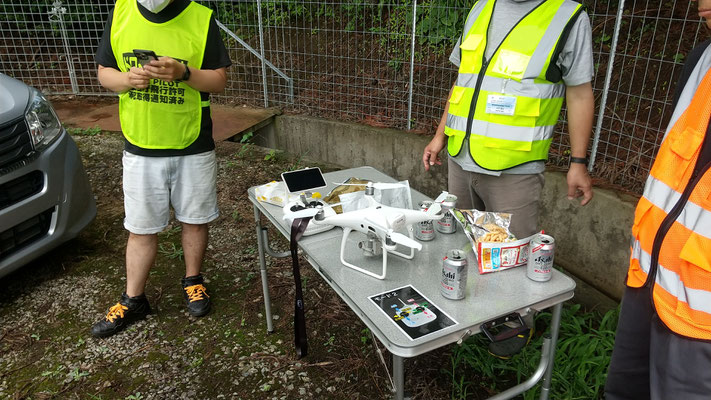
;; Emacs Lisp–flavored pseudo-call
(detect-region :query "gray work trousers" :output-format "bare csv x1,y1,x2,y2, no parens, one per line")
605,286,711,400
447,158,544,239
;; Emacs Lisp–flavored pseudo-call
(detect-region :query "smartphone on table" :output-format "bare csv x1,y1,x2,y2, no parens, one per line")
133,49,158,67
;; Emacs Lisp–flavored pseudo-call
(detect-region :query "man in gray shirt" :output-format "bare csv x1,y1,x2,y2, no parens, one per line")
422,0,595,238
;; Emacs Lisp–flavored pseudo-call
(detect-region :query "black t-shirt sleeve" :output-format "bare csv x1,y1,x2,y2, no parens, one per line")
95,9,119,69
201,16,232,70
671,39,711,109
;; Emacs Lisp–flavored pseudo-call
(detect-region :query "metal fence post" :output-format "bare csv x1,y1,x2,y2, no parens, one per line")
257,0,269,108
589,1,626,172
407,0,418,131
49,0,79,95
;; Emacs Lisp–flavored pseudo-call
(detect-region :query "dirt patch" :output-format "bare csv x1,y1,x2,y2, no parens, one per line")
0,132,461,399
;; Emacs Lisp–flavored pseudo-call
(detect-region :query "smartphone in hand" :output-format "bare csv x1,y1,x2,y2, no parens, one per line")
133,49,158,67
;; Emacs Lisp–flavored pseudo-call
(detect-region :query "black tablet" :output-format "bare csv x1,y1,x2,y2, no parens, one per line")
281,167,327,193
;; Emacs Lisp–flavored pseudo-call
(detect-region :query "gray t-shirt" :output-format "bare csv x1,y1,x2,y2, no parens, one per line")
448,0,594,175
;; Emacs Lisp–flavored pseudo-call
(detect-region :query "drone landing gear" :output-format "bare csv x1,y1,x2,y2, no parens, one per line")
339,228,416,280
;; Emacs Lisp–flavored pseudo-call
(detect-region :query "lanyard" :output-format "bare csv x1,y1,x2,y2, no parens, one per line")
290,217,312,358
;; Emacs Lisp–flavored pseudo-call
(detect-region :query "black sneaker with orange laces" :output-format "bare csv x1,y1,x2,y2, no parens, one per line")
182,274,211,317
90,293,151,338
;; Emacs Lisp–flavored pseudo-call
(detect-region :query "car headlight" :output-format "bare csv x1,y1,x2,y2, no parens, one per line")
25,88,63,151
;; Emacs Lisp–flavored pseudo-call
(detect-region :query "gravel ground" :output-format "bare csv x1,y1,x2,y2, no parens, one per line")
0,131,456,400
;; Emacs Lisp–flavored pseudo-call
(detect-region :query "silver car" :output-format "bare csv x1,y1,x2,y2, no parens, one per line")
0,73,96,279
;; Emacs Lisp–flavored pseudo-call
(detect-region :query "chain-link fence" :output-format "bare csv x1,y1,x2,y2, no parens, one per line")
1,0,707,193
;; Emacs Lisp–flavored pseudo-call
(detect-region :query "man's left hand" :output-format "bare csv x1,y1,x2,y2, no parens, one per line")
566,163,593,206
143,57,186,82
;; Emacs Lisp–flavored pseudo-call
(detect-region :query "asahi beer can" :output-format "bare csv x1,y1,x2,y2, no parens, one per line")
441,249,468,300
415,201,435,241
527,234,555,282
436,194,458,234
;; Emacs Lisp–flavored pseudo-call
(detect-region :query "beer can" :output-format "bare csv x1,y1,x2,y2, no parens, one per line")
527,234,555,282
441,249,468,300
415,201,435,241
436,194,458,234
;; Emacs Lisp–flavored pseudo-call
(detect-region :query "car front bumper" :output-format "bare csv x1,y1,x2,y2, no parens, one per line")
0,130,97,278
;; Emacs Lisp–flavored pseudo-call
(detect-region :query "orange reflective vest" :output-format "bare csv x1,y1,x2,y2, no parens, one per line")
627,49,711,340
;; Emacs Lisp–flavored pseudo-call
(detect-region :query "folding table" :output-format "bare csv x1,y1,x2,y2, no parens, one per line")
248,166,576,400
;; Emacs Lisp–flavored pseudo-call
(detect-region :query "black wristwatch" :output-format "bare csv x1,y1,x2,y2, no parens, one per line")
570,156,588,165
176,64,190,83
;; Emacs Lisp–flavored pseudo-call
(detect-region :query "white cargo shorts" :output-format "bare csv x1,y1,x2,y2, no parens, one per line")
122,150,219,234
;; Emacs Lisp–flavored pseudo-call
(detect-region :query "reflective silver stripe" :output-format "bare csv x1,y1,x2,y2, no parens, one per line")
446,113,554,141
461,0,490,40
630,239,651,273
471,119,554,141
456,73,482,90
665,44,711,140
642,176,711,239
524,0,581,79
446,114,467,133
457,74,566,98
631,240,711,315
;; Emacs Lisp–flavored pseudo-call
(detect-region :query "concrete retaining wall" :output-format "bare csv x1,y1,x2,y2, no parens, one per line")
256,115,634,308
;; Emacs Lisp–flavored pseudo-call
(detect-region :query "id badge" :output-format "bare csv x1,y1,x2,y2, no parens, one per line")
485,95,517,116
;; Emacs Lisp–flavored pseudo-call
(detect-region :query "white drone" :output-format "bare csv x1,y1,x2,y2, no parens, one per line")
285,181,452,279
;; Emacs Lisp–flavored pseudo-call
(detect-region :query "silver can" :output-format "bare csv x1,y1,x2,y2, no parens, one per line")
527,234,555,282
441,249,468,300
414,201,435,241
436,194,458,234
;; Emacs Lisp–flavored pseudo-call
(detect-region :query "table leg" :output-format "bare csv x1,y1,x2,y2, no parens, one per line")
538,302,563,400
393,354,405,400
486,302,563,400
254,205,274,333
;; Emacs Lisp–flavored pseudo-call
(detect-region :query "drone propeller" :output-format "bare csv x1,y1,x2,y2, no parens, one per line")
334,181,407,191
427,191,450,215
388,231,422,250
365,217,422,250
433,191,449,204
287,207,321,220
285,201,344,221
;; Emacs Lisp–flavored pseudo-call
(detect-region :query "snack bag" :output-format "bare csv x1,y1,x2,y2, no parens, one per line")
255,181,292,206
453,209,533,274
255,180,322,206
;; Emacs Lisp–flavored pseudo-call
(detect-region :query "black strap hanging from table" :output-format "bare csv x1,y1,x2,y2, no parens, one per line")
290,217,312,358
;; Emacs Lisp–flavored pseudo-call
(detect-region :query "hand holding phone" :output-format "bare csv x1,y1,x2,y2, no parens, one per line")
133,49,158,67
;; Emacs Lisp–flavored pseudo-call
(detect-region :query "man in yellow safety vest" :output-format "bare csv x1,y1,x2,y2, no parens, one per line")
91,0,231,338
423,0,595,239
605,2,711,398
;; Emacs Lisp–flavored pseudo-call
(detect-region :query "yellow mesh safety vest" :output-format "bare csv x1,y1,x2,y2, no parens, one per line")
445,0,582,170
627,49,711,340
110,0,211,149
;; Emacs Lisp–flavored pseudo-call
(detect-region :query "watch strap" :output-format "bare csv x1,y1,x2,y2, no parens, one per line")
176,64,190,83
570,157,588,164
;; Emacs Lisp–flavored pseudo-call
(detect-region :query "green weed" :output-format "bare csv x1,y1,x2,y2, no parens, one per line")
231,209,242,222
158,242,184,260
448,304,619,400
264,149,281,162
67,125,102,136
41,364,66,378
238,144,253,158
69,367,89,381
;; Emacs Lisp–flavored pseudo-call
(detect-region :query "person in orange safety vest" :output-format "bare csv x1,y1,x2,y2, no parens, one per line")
605,2,711,398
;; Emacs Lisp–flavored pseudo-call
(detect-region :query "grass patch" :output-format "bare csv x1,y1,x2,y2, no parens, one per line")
449,304,618,399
